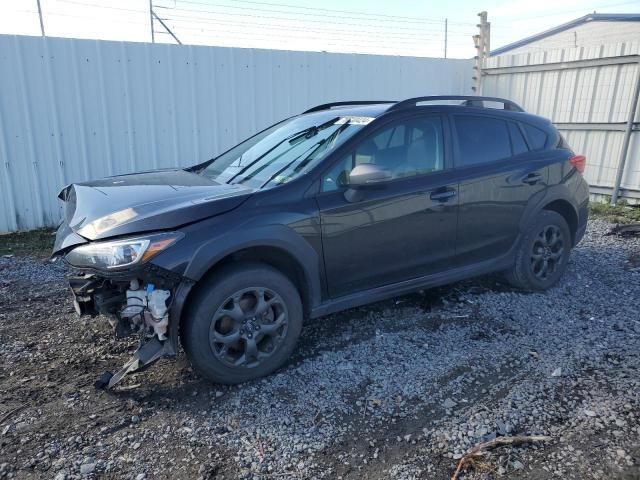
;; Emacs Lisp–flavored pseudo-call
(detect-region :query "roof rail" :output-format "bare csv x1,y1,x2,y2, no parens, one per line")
388,95,524,112
303,100,395,114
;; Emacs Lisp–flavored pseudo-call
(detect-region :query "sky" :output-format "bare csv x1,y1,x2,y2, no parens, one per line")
0,0,639,58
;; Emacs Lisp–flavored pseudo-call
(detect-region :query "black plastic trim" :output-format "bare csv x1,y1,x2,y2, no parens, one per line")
310,244,517,318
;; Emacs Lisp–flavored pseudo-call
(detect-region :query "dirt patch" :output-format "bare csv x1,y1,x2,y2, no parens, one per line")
1,219,639,479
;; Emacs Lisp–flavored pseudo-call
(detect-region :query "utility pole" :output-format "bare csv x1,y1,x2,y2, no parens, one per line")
472,11,490,94
149,0,155,43
484,14,491,57
36,0,45,36
444,19,448,59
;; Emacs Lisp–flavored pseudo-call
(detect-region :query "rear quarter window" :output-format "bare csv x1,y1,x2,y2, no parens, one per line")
557,133,572,150
508,122,528,156
522,123,548,151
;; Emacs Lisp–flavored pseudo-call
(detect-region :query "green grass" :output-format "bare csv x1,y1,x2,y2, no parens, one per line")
589,201,640,224
0,228,55,257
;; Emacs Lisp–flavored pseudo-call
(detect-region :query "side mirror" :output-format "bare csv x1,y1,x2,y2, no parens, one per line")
344,164,391,202
347,164,392,187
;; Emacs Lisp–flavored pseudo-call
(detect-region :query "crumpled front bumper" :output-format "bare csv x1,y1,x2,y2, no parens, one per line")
66,263,195,389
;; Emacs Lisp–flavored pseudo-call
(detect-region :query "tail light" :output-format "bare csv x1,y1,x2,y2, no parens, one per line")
569,155,586,174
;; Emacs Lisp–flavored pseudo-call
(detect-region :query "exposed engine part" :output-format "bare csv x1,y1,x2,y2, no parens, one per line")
68,274,101,316
146,289,170,340
121,280,171,341
94,289,126,316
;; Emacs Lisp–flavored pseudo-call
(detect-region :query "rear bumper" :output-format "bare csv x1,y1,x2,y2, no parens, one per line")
574,199,589,246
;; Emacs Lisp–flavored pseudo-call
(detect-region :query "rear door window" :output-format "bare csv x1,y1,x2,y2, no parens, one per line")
454,115,511,167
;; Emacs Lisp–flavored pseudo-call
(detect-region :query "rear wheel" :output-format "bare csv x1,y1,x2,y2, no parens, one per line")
182,263,303,384
505,210,572,291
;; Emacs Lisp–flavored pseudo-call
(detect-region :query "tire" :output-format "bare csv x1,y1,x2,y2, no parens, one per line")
181,263,303,384
505,210,572,291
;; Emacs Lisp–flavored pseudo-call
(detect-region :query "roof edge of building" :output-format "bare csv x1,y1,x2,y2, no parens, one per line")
490,13,640,57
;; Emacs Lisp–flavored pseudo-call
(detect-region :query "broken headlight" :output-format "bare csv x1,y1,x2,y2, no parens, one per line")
65,232,183,270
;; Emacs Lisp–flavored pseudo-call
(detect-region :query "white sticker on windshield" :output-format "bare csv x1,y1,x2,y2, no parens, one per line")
336,116,375,125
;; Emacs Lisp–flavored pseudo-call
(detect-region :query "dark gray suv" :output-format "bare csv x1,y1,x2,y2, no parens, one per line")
52,96,589,388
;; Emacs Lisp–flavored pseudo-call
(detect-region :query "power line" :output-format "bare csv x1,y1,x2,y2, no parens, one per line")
159,18,455,47
42,11,148,26
155,4,477,34
57,0,474,28
53,0,476,36
45,0,477,37
0,8,39,14
156,0,458,26
6,0,475,57
152,10,181,43
156,12,473,40
174,0,477,26
56,0,148,13
161,10,476,36
177,29,445,54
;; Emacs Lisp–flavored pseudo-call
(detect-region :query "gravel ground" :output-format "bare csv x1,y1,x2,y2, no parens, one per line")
0,218,639,479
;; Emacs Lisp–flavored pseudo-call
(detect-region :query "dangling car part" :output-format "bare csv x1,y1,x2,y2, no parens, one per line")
63,235,195,389
608,222,640,236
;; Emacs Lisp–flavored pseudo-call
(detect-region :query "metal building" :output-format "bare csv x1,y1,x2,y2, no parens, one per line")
483,14,640,204
0,34,473,233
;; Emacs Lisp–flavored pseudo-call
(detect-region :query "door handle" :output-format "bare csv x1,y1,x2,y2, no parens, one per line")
522,173,542,185
430,188,457,202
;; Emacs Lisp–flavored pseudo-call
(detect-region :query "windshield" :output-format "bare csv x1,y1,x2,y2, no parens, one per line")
200,113,372,189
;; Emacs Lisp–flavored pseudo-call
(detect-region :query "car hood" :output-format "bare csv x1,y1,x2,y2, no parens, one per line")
53,169,252,254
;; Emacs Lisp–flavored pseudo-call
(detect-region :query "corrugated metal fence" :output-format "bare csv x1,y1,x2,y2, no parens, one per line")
483,41,640,203
0,34,473,232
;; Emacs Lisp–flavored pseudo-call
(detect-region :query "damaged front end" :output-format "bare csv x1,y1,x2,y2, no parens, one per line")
70,275,172,341
51,173,253,390
68,266,194,390
56,228,194,390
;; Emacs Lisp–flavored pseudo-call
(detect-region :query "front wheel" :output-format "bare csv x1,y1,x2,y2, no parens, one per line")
505,210,572,291
182,263,303,384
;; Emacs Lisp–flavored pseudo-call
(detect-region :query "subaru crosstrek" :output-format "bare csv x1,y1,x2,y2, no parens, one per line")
51,96,589,388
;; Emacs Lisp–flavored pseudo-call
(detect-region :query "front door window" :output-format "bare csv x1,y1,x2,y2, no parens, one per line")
322,116,445,192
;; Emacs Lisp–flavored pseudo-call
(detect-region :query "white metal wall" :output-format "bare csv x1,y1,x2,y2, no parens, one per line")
483,41,640,202
500,22,640,55
0,34,473,233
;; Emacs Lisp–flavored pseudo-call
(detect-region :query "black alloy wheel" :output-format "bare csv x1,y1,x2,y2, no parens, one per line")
505,210,572,291
209,288,289,368
530,224,565,281
182,263,303,385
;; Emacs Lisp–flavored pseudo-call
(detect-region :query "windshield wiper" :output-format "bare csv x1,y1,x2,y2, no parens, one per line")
287,117,340,145
259,119,352,189
226,117,339,185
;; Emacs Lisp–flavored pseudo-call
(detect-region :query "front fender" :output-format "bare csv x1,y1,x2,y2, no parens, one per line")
183,224,322,309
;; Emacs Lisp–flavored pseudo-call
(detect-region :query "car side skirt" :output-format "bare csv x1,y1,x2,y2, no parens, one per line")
310,241,518,318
